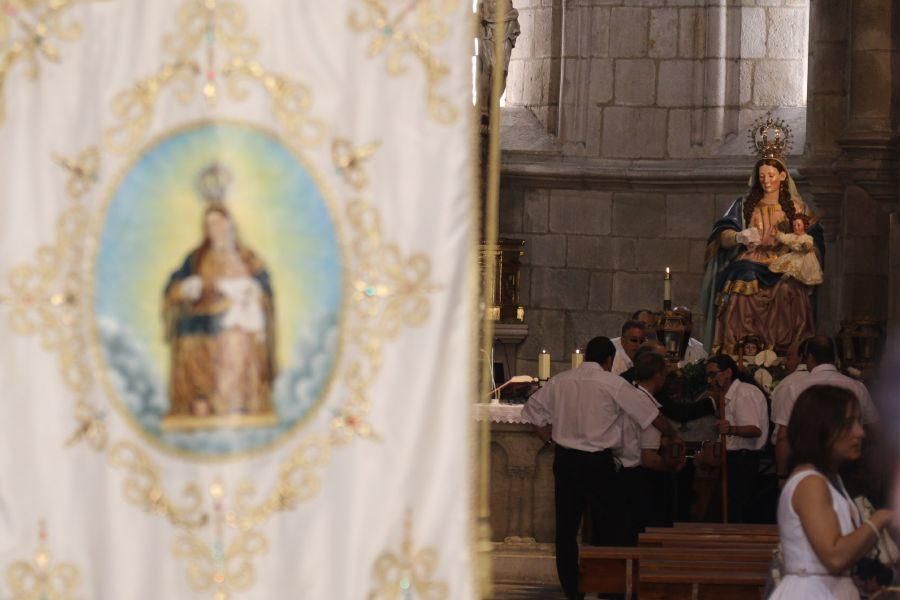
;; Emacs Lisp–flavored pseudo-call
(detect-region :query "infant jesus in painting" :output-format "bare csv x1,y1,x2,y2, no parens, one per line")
768,214,823,286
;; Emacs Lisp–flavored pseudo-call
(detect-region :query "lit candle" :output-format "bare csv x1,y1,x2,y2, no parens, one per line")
538,349,551,380
663,267,672,310
571,349,583,369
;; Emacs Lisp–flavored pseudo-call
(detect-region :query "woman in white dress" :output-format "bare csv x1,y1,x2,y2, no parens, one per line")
770,385,893,599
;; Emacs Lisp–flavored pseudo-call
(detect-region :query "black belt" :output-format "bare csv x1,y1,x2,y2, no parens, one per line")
554,444,612,456
726,449,763,456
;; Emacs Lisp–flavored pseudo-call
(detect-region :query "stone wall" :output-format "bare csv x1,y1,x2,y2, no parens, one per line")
505,0,563,134
504,0,810,158
496,0,820,377
496,0,900,377
500,185,745,375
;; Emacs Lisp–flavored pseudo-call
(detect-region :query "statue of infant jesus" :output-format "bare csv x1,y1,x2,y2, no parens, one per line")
769,214,823,286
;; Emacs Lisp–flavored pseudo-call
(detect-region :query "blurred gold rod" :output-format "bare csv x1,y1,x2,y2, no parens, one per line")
478,0,508,596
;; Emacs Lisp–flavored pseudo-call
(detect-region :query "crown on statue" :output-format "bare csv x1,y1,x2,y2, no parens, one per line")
196,162,233,203
747,113,792,160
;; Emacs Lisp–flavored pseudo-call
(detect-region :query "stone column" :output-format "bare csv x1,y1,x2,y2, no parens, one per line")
800,0,851,335
890,212,900,330
801,0,850,241
835,0,898,205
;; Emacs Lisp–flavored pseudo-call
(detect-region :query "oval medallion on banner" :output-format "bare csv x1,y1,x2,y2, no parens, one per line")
94,121,344,459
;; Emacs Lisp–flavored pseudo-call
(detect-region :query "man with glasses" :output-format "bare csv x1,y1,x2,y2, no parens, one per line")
705,354,768,523
612,320,647,375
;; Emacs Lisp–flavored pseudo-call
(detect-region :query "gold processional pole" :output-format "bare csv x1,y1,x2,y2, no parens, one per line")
478,0,509,596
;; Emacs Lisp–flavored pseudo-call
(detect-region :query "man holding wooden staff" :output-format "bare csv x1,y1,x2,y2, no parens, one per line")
706,354,769,523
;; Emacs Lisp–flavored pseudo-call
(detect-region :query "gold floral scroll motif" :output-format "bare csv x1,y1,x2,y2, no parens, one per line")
5,524,82,600
349,0,460,124
368,511,449,600
0,0,93,126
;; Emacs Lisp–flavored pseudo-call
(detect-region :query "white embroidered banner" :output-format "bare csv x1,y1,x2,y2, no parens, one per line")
0,1,476,598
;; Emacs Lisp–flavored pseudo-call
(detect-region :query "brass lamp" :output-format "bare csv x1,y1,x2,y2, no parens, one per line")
837,318,885,377
658,311,690,362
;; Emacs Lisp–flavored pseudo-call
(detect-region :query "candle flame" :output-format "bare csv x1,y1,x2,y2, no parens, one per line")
665,267,670,274
541,349,547,354
575,349,580,354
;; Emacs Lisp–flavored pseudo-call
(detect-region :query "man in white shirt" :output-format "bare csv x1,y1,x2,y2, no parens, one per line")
522,336,679,600
611,320,647,375
616,349,684,543
771,335,879,483
706,354,769,523
615,309,707,369
672,306,708,366
770,338,809,479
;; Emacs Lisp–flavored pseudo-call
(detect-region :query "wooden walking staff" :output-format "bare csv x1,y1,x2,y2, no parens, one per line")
717,392,729,524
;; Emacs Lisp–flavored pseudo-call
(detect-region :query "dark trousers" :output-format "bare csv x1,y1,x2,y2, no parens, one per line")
615,466,646,546
708,450,762,522
615,466,676,546
553,446,619,599
641,466,676,527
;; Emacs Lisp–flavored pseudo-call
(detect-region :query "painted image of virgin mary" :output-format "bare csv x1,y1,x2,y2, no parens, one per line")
161,164,277,430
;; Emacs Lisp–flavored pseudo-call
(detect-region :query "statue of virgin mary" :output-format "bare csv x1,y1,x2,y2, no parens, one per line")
700,116,825,355
161,163,278,430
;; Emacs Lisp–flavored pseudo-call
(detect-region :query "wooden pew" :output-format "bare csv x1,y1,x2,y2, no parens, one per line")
579,544,775,599
673,521,777,531
638,530,777,548
636,527,776,599
579,525,777,598
638,567,768,600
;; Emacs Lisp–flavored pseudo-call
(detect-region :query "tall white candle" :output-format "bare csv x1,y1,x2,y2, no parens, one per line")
663,267,672,305
538,349,551,380
571,349,583,369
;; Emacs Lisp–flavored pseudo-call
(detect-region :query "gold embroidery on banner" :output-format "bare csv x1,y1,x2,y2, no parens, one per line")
333,198,439,444
368,511,449,600
349,0,460,124
171,480,267,600
3,203,89,393
332,138,379,190
5,523,82,600
65,401,108,450
0,0,89,126
221,58,325,145
1,0,444,596
53,146,99,198
104,0,325,155
109,442,209,529
0,148,108,451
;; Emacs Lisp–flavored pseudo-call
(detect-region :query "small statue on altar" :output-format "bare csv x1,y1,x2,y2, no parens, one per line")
700,115,824,355
768,214,823,286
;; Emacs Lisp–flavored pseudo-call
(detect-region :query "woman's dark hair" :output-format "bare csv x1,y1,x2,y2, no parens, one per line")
787,385,859,473
744,158,796,227
706,353,760,388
